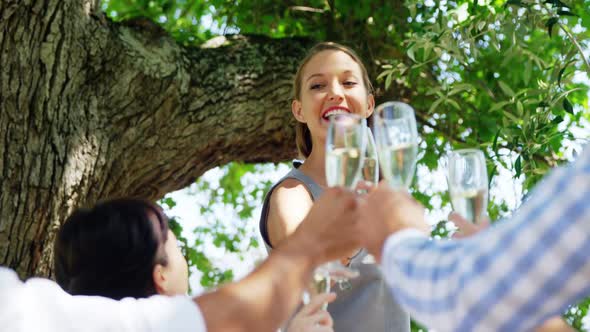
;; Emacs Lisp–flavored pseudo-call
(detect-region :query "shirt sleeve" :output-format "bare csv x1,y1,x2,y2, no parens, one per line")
382,146,590,332
0,268,207,332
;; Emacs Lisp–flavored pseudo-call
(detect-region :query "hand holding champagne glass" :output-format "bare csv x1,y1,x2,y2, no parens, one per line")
373,102,419,190
447,149,489,224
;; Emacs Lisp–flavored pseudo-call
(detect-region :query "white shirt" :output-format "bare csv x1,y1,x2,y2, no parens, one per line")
0,267,207,331
381,146,590,331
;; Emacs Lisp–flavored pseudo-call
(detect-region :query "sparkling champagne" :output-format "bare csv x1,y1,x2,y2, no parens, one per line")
361,157,379,184
450,188,488,223
326,147,361,188
379,143,418,189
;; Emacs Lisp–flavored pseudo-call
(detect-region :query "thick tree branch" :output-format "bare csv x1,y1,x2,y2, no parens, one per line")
84,19,316,200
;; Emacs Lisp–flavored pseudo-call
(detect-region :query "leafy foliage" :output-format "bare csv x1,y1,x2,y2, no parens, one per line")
159,162,286,290
109,0,590,330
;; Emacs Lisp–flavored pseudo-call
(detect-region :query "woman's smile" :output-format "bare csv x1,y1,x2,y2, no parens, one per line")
321,106,352,123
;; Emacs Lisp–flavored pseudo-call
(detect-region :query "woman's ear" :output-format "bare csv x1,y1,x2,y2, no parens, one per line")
366,94,375,117
152,264,167,295
292,100,306,123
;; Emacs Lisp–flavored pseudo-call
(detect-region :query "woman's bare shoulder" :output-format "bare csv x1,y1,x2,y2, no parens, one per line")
266,178,314,246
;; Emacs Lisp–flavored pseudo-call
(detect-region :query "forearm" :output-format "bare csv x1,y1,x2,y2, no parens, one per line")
383,148,590,331
381,230,467,330
196,233,319,332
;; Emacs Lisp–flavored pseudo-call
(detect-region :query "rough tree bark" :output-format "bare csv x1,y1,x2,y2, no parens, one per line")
0,0,319,278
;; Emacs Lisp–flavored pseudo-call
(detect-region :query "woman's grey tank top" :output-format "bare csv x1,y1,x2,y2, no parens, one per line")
259,164,410,332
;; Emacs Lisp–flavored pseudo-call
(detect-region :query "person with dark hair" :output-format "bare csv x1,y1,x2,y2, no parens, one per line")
54,197,337,331
259,42,409,331
54,198,188,299
1,187,361,332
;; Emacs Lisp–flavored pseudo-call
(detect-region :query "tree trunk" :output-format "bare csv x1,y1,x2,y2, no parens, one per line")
0,0,316,278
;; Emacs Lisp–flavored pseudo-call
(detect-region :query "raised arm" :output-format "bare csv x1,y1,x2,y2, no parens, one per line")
196,187,360,332
362,147,590,331
2,189,360,332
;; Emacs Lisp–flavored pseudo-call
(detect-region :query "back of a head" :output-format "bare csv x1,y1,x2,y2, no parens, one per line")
54,198,168,300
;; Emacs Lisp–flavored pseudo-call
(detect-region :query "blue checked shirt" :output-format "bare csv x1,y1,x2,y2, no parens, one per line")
382,146,590,332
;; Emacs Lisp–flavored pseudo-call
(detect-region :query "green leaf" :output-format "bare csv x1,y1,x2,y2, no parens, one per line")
448,83,473,96
161,197,176,209
377,69,393,81
545,17,559,38
407,47,416,62
515,155,522,178
557,10,577,17
543,0,570,10
490,101,512,113
492,129,501,151
551,115,564,124
428,98,444,114
423,43,432,61
503,111,520,124
523,61,532,86
385,73,393,90
563,98,574,114
446,99,461,111
505,0,523,7
249,237,259,249
516,101,524,117
557,67,567,86
477,21,487,31
498,81,515,97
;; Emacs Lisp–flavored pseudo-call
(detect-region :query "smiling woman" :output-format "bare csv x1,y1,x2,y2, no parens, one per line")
258,42,410,332
291,43,375,160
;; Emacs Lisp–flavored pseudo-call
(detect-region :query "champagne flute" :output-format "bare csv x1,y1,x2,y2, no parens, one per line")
447,149,489,224
306,113,364,305
325,113,364,289
373,101,419,190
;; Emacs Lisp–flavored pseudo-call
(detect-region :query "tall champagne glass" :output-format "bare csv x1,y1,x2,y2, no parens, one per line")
306,113,364,306
447,149,489,223
373,102,419,190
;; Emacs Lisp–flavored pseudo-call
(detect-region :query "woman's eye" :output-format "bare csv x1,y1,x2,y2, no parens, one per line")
343,81,358,86
310,83,324,90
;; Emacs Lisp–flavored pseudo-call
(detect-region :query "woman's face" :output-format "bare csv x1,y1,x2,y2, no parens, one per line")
159,230,189,295
292,50,374,145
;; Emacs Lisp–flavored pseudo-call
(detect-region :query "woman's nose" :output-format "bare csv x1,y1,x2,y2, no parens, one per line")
328,84,344,102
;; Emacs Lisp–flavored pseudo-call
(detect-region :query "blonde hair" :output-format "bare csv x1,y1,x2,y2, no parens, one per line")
292,42,373,158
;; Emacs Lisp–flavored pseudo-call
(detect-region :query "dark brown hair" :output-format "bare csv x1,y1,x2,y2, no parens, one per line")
54,198,170,300
293,42,374,158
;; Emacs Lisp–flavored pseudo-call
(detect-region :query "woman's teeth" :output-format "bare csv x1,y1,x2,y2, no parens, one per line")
323,109,350,119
